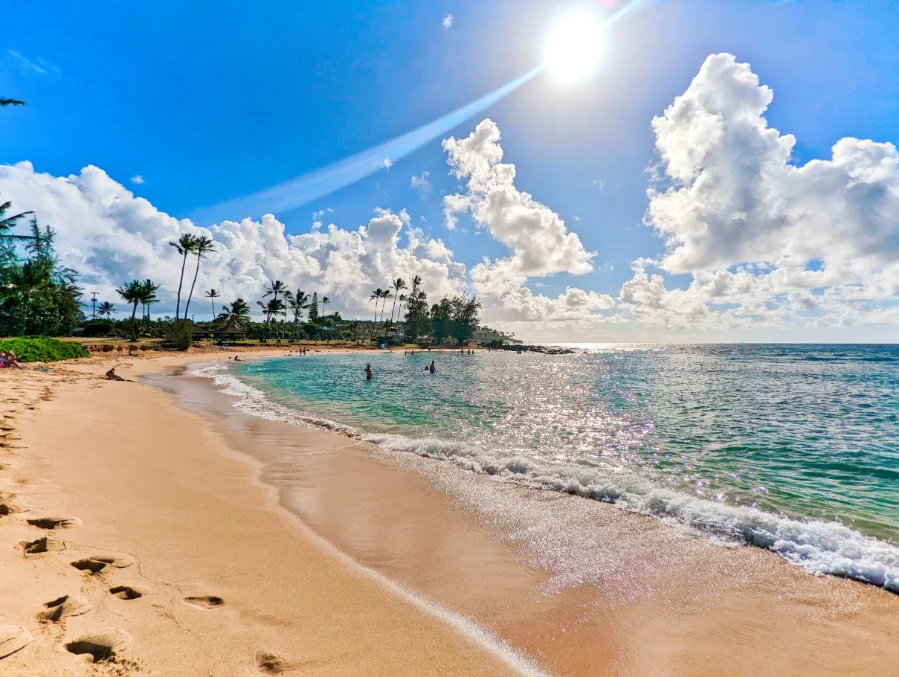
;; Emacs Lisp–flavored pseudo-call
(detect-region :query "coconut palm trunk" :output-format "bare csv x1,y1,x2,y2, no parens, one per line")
184,236,214,321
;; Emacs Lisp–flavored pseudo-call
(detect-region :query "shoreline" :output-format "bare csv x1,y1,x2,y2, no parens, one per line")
2,351,899,675
0,351,536,676
160,355,899,675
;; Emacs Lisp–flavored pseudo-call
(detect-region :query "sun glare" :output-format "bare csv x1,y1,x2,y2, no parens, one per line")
544,11,604,83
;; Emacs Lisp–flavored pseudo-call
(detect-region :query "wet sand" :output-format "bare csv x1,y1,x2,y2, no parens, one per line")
155,360,899,676
2,352,898,675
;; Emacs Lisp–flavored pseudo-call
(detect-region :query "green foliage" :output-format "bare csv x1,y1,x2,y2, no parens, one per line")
488,337,504,349
308,292,319,324
428,294,481,344
164,320,193,351
0,336,88,362
0,216,84,337
403,287,430,339
80,319,115,337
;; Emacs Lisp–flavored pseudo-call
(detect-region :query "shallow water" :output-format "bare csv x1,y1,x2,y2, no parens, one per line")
216,344,899,591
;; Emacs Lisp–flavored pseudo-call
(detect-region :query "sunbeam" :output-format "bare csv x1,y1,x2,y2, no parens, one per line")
194,0,656,223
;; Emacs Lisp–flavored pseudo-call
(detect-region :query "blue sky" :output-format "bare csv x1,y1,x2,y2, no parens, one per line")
2,0,899,340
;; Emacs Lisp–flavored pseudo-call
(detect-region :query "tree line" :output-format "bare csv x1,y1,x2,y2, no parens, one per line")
1,102,482,345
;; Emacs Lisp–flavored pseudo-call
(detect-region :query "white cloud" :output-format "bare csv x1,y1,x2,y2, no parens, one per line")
311,207,333,219
410,171,432,196
130,175,145,185
0,162,465,320
617,53,899,335
442,119,596,277
442,14,454,29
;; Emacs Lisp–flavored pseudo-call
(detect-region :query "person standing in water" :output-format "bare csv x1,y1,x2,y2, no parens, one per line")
425,360,435,374
364,363,373,380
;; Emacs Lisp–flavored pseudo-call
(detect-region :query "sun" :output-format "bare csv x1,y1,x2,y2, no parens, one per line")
544,11,605,83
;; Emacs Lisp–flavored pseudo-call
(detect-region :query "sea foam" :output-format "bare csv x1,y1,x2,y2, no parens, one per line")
192,362,899,594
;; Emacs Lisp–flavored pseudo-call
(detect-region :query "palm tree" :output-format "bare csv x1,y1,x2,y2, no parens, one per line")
183,235,215,320
398,293,407,322
205,289,220,320
257,298,286,338
321,295,330,317
263,279,287,304
168,233,197,320
410,275,422,293
284,289,310,338
138,279,160,332
0,99,25,108
389,278,407,323
116,279,144,341
97,301,116,319
220,298,251,330
0,196,34,243
369,288,383,322
379,289,392,323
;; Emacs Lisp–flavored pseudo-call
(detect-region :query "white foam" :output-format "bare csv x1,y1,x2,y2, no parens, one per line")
193,362,899,594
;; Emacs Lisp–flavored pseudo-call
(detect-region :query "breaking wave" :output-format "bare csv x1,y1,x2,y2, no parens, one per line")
192,361,899,593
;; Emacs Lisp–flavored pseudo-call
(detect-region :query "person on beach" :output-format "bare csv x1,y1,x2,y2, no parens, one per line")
234,355,241,361
4,351,22,369
105,368,127,381
364,363,373,380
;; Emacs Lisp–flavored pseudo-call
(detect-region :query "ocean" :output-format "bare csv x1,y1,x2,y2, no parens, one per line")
199,344,899,592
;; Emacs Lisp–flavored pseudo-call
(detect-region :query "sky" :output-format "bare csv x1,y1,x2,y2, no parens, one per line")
2,0,899,342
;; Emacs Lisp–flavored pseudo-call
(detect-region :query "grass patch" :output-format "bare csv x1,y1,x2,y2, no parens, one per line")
0,337,89,362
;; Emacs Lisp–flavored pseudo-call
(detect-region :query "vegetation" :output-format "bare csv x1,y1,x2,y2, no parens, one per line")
0,336,88,362
0,214,84,337
169,233,196,320
0,157,488,346
183,235,215,319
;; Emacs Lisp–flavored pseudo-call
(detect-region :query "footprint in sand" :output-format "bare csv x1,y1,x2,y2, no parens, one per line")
38,595,92,622
256,652,286,674
20,536,66,555
26,517,76,530
64,628,132,662
183,595,224,609
70,554,134,575
0,626,32,660
109,586,143,600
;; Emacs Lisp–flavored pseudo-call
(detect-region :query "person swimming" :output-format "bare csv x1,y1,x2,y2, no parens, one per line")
364,363,373,380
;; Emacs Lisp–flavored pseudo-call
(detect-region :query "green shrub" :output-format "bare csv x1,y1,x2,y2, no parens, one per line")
80,320,115,338
0,337,89,362
163,320,193,351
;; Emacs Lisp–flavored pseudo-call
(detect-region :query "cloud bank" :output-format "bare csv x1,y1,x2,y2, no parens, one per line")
620,53,899,334
2,53,897,339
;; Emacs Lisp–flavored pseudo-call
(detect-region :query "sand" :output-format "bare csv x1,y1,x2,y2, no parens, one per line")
0,351,530,676
2,349,898,676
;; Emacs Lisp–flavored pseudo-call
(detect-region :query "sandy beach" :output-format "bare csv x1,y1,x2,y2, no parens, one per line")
2,350,899,676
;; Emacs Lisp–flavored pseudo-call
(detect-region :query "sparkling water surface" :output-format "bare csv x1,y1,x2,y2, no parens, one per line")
224,344,899,589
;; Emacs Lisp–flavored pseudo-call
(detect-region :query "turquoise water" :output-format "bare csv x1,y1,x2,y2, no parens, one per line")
221,344,899,590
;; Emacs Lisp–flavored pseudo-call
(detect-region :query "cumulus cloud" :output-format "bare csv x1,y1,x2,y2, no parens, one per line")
0,117,610,330
442,119,595,277
130,175,145,185
442,14,454,29
649,52,899,274
410,171,432,196
0,162,465,320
